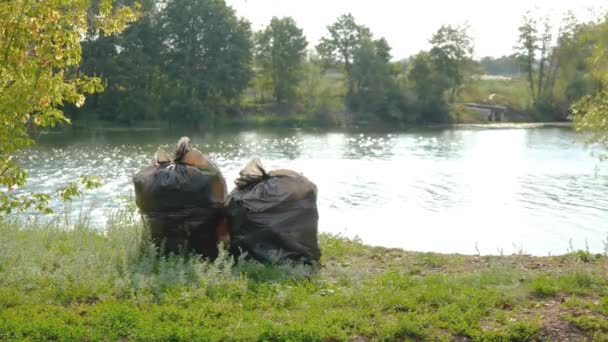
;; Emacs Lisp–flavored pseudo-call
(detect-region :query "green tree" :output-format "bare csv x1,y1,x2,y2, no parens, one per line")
543,14,591,112
0,0,138,214
77,0,165,124
350,37,401,121
479,55,521,75
408,52,450,123
249,63,273,104
255,17,308,110
514,11,601,120
316,13,372,97
516,12,538,103
299,56,346,124
161,0,252,127
572,15,608,153
515,12,558,108
429,24,474,103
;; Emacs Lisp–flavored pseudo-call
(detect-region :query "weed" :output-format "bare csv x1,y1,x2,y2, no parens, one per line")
1,212,607,340
528,275,558,298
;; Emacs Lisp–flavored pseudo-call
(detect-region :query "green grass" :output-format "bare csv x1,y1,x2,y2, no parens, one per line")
1,213,607,341
459,78,532,111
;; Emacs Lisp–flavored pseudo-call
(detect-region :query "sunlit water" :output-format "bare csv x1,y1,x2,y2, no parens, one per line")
14,126,608,256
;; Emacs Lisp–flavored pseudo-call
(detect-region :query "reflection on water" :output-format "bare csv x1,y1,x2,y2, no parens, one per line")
14,127,608,256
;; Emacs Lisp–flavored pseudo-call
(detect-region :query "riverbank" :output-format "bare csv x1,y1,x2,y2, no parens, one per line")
1,215,606,341
59,116,573,134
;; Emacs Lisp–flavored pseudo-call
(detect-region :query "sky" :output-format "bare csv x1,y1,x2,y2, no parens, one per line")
225,0,607,60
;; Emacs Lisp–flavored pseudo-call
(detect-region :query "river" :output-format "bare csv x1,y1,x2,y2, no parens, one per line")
15,125,608,256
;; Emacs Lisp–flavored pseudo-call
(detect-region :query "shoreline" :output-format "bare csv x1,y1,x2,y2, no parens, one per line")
41,121,574,134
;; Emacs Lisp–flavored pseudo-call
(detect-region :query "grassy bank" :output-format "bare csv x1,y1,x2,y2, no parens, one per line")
1,214,607,341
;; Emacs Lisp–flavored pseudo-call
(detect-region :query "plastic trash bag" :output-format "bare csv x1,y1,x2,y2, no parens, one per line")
133,137,228,258
226,159,321,264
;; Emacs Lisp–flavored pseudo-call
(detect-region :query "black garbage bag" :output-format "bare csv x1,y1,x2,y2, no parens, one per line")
133,137,228,258
225,159,321,264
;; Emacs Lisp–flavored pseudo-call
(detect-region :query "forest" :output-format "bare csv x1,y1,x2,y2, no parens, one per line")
64,0,608,128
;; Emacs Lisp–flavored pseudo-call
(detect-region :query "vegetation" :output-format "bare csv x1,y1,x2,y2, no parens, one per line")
161,0,251,126
0,213,607,341
316,13,371,99
254,17,308,111
429,24,475,104
572,15,608,154
1,3,608,340
0,0,137,214
408,52,450,123
54,2,606,129
479,55,520,76
2,1,607,217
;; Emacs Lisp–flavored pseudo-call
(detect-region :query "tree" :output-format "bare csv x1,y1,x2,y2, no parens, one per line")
515,12,560,108
572,15,608,154
479,55,521,76
76,0,166,124
316,13,371,96
73,0,254,126
255,17,308,110
350,37,400,120
536,17,553,102
299,54,346,124
429,24,474,103
543,13,594,113
161,0,252,127
573,90,608,152
516,12,538,103
408,52,450,123
0,0,138,214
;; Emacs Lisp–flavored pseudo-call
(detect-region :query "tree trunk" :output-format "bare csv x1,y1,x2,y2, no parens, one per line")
527,56,536,105
544,52,558,97
344,61,354,96
537,48,546,102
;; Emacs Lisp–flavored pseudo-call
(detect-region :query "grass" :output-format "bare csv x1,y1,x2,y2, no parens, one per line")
1,213,607,341
459,77,532,109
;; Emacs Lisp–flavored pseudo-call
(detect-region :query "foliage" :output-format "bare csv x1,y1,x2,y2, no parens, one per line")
255,17,308,110
161,0,252,127
408,52,450,123
480,55,521,76
572,14,608,154
299,58,347,123
316,13,372,96
573,90,608,153
0,0,138,214
513,10,590,120
14,6,606,128
74,0,252,127
516,12,540,104
316,14,414,123
429,24,474,103
350,37,402,122
1,214,607,340
76,0,165,124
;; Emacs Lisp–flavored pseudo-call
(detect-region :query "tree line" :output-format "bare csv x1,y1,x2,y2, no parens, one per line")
68,0,608,127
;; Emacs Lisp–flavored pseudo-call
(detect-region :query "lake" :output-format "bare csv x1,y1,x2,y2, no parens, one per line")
16,125,608,256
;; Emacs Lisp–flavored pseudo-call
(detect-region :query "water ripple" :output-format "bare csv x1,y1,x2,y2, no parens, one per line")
10,127,608,255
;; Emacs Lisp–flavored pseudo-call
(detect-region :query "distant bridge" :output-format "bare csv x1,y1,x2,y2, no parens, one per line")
462,103,509,122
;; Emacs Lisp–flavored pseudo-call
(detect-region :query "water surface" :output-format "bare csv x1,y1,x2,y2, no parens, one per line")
17,126,608,255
